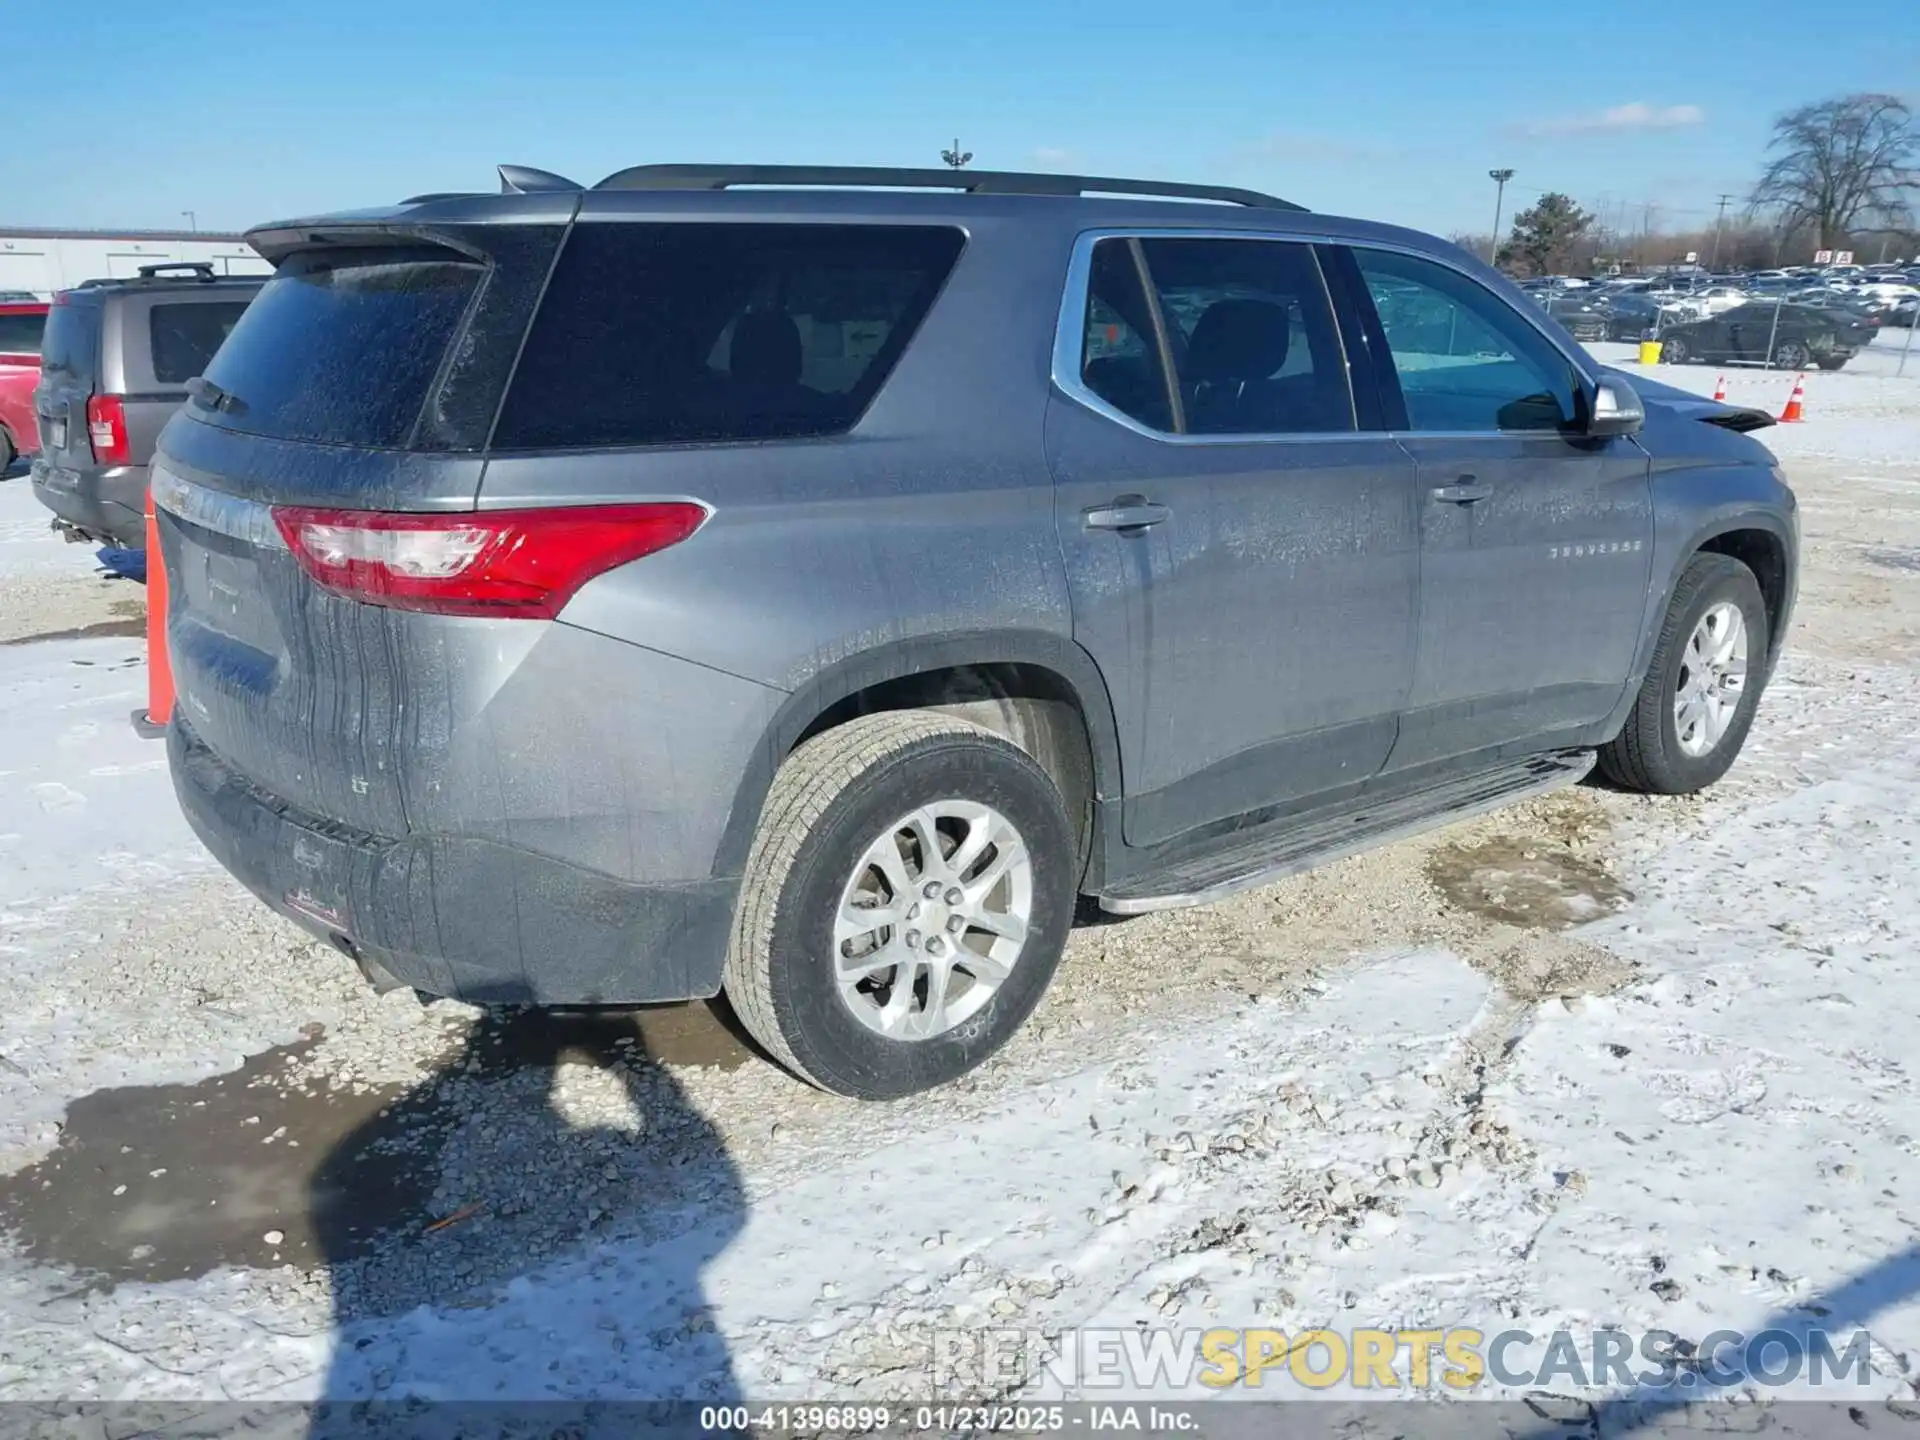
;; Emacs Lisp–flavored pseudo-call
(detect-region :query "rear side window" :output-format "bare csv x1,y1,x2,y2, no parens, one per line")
493,223,965,450
149,300,250,385
38,300,99,381
197,246,482,447
0,311,45,355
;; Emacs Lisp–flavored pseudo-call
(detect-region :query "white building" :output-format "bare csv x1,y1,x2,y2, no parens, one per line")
0,228,273,298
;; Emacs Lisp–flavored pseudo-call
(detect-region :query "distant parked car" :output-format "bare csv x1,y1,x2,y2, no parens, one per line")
1657,301,1872,370
0,301,49,472
31,264,261,549
1539,291,1610,341
1596,292,1690,341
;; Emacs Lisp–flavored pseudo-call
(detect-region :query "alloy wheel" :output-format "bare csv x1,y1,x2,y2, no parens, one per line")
832,800,1033,1040
1673,602,1749,758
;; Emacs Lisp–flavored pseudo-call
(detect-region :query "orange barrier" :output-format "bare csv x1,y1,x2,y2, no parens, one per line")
133,488,173,737
1779,374,1806,424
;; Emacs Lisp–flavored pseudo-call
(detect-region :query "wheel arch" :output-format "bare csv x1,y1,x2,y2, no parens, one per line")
712,629,1124,884
1695,524,1792,658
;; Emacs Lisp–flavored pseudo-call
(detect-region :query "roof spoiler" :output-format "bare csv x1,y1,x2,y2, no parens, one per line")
499,164,583,194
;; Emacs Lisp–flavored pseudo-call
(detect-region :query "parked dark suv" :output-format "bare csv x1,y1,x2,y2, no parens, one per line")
32,263,261,549
155,164,1797,1099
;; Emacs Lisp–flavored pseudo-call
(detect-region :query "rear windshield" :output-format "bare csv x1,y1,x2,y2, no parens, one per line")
150,300,251,385
492,222,965,449
38,300,97,381
196,246,481,447
0,311,46,356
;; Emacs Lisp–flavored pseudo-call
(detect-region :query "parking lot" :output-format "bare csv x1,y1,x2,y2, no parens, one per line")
1,333,1919,1416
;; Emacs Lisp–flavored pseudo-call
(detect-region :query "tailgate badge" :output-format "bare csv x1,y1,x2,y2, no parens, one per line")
292,837,326,871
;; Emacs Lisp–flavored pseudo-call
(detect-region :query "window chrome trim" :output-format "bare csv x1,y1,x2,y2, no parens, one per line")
151,461,289,550
1050,227,1600,444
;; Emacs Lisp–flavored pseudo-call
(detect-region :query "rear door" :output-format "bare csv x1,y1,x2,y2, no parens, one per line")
1337,245,1651,774
1048,232,1420,847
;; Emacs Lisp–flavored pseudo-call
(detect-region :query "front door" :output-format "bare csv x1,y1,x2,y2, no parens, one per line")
1340,246,1653,774
1047,234,1420,847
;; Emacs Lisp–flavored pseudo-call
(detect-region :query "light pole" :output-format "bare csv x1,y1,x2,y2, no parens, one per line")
181,210,197,233
1487,169,1515,267
940,140,972,170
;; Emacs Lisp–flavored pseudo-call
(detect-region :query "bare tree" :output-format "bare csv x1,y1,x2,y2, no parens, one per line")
1750,93,1918,248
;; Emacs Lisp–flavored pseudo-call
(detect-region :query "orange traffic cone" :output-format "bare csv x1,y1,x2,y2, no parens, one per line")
1712,375,1727,401
1779,374,1806,424
132,487,174,738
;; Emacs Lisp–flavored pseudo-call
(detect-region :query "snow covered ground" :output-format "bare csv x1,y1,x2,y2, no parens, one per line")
1,348,1918,1431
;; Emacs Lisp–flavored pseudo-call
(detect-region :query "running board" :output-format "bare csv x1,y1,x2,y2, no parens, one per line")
1099,750,1596,915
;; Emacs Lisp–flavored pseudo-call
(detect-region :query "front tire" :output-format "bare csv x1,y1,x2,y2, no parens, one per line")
0,428,15,475
724,711,1077,1099
1661,335,1691,364
1599,553,1769,794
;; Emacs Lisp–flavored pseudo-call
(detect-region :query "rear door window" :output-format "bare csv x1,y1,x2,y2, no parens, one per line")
196,246,482,448
0,311,45,355
149,300,250,385
493,223,965,449
1136,236,1354,436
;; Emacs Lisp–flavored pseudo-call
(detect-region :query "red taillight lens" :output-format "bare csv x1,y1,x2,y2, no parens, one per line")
271,503,707,619
86,395,130,465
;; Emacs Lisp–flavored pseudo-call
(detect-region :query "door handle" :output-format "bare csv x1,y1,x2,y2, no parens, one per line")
1429,478,1492,504
1084,496,1170,532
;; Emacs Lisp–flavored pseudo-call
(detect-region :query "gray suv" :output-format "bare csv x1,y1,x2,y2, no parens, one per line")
32,263,261,549
154,164,1797,1099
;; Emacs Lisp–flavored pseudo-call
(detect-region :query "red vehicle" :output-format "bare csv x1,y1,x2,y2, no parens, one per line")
0,301,49,471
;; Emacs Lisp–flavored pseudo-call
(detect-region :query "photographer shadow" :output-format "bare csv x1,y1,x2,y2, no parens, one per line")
307,984,748,1434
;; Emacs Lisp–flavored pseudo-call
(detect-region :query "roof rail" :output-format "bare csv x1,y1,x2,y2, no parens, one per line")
590,163,1303,210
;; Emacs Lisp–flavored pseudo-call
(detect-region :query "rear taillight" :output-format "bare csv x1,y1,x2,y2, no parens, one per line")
271,503,707,619
86,396,130,465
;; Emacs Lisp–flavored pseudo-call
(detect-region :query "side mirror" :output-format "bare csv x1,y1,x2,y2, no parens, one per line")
1586,376,1644,438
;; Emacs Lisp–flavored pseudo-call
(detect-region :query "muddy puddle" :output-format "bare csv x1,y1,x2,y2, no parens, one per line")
0,1003,749,1288
1426,833,1632,930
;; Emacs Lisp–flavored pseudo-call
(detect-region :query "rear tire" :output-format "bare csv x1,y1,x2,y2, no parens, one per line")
1599,553,1769,795
724,711,1077,1100
1815,356,1848,371
1774,340,1811,371
0,428,15,475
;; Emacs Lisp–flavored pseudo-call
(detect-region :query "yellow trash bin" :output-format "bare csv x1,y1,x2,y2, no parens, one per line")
1638,340,1664,365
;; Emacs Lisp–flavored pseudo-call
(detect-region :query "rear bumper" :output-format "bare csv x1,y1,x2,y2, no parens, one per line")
169,717,740,1005
30,459,147,549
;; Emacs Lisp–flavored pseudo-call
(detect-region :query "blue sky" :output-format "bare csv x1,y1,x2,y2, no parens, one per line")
6,0,1913,238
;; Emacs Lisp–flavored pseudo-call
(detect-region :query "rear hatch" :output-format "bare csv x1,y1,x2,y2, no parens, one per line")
33,292,100,468
157,210,570,834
